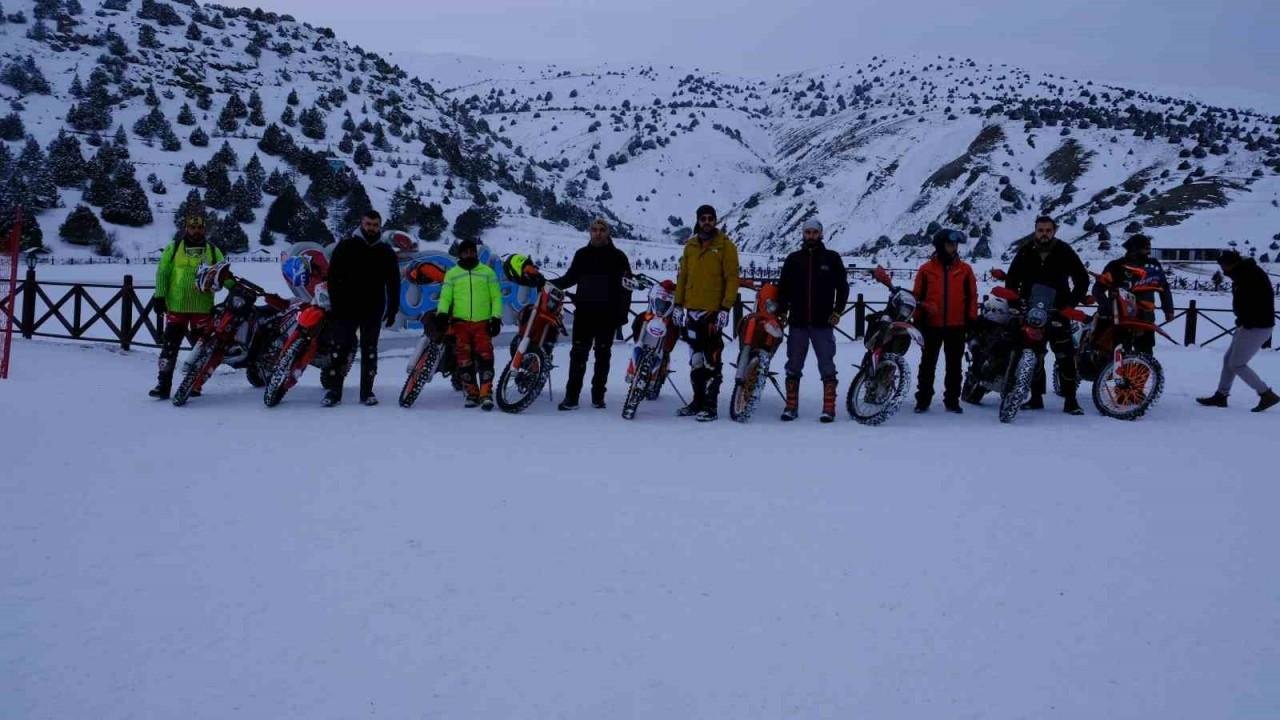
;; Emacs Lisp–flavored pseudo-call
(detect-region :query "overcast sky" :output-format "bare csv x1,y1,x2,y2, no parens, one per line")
257,0,1280,112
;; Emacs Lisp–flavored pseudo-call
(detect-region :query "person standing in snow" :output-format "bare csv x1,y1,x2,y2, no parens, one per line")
1095,234,1174,354
436,239,503,410
912,229,978,414
776,219,849,422
1197,250,1278,412
149,214,227,399
1004,216,1090,415
320,210,401,407
674,204,740,422
550,218,633,411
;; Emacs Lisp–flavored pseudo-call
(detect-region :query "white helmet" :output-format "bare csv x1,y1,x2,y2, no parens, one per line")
194,261,231,293
981,295,1013,325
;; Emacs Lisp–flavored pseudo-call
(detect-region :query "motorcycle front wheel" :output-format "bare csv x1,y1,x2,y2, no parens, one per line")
399,339,444,408
496,350,548,414
264,336,309,407
729,352,768,423
172,342,216,407
621,350,655,420
846,352,910,426
1092,352,1164,420
998,349,1036,424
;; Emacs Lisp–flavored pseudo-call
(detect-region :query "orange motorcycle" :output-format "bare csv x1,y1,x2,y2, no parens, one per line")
495,262,567,413
729,279,786,423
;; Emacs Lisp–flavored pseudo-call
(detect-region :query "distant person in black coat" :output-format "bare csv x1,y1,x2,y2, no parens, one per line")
551,218,632,410
1197,250,1278,412
321,210,401,407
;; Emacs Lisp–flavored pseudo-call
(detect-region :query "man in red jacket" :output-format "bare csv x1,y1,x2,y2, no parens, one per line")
912,229,978,413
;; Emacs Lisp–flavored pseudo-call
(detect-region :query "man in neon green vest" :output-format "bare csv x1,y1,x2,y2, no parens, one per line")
149,214,226,398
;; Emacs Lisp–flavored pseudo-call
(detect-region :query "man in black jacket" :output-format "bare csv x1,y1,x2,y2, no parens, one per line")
777,220,850,422
1095,234,1175,353
320,210,401,406
1197,250,1278,412
552,218,632,410
1004,216,1090,415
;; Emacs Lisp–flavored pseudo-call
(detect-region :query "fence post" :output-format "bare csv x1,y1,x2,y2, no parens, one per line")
732,292,743,339
1183,299,1197,346
21,265,35,339
854,293,865,339
120,274,134,351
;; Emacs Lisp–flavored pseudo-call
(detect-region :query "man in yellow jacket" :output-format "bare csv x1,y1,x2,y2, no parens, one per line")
436,239,503,410
674,204,740,421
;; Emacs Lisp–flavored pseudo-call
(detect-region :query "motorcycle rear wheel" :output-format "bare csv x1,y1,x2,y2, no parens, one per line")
496,351,548,414
846,352,910,426
1092,351,1164,420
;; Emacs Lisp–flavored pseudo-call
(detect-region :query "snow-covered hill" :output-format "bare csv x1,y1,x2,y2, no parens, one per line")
393,52,1280,268
0,0,625,260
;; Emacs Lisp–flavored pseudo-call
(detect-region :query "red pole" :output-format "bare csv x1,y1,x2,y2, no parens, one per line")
0,208,20,379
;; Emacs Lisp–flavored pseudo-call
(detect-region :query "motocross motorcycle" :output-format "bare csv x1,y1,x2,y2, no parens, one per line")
962,272,1087,423
1073,265,1174,420
398,259,464,408
621,275,679,420
728,279,786,423
172,263,291,406
495,267,567,413
263,247,351,407
845,267,924,425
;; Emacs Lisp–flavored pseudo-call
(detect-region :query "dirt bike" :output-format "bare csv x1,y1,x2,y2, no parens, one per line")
729,278,786,423
495,281,567,413
398,260,464,408
621,275,679,420
262,280,350,407
962,275,1087,423
172,273,291,406
1073,265,1175,420
845,266,924,425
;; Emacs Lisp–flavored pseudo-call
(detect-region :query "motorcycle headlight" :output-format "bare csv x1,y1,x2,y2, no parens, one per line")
230,294,247,309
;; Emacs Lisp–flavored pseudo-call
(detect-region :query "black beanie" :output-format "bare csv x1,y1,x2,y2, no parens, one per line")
696,204,717,221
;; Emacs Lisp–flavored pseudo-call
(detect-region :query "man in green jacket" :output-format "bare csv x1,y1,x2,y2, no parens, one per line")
674,204,740,421
436,239,503,410
149,215,226,398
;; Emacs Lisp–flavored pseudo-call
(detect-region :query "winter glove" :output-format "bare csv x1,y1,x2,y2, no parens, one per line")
828,312,842,328
383,310,398,328
487,318,502,337
433,313,451,332
153,297,166,314
672,305,686,328
713,309,730,332
1164,309,1175,323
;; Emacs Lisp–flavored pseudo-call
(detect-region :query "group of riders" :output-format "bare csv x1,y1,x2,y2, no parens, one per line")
146,204,1279,418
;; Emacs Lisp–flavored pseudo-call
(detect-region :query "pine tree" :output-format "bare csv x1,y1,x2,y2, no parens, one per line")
176,103,196,125
258,123,294,156
258,224,275,247
144,84,160,107
286,89,300,106
230,178,255,223
210,141,239,170
181,160,206,186
0,200,45,250
263,168,288,196
244,154,266,193
101,172,153,227
204,164,232,209
15,137,59,210
47,131,87,187
189,125,209,147
209,214,248,253
217,103,239,133
59,205,107,246
352,142,373,170
0,111,22,141
298,107,326,140
138,23,161,49
280,105,296,127
419,202,447,241
248,106,266,127
338,134,354,154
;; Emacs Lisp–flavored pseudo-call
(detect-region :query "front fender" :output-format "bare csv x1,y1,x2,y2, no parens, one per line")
890,321,925,349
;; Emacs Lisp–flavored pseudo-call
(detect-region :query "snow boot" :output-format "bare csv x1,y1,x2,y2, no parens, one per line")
820,379,837,423
695,407,718,422
781,376,799,421
322,390,341,407
679,368,707,417
558,399,580,411
480,394,494,412
148,383,171,400
361,394,379,407
914,399,930,413
1063,395,1084,416
149,367,173,399
464,394,480,408
592,399,607,409
1252,389,1279,413
944,400,964,414
1196,392,1228,407
1021,394,1045,411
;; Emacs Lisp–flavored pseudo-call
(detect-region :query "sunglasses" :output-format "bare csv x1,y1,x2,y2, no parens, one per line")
697,215,716,222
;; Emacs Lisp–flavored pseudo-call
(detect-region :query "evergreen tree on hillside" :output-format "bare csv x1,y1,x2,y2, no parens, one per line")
204,164,232,210
181,160,206,187
101,172,153,227
176,103,196,125
419,202,447,241
59,205,107,246
352,142,373,170
16,138,59,210
229,178,255,223
208,213,248,253
263,167,288,196
47,131,88,188
244,154,266,194
210,141,239,170
0,112,24,141
173,189,204,229
189,125,209,147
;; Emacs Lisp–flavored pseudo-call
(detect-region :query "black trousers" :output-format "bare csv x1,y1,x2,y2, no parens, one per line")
1031,319,1077,399
322,313,382,399
685,315,725,409
916,327,966,406
565,308,618,404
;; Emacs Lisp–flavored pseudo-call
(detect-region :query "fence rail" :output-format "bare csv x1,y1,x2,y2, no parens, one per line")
3,268,1274,353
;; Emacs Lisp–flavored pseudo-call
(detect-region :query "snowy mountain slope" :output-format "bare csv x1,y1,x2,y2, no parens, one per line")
397,52,1280,268
0,0,626,259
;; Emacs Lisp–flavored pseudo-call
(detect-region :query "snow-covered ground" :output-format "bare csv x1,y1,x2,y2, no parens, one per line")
3,335,1278,719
